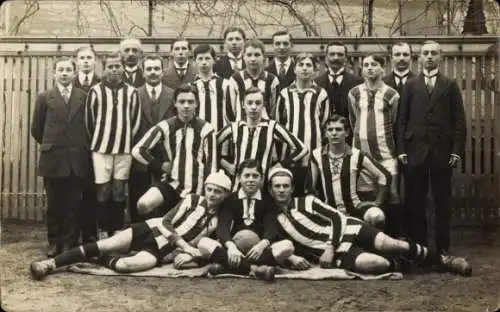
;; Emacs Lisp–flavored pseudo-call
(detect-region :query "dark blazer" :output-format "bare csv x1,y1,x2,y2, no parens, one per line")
214,54,245,79
383,71,416,96
315,71,363,118
162,61,198,90
73,72,101,93
396,73,466,166
123,69,146,88
31,87,90,178
266,59,296,91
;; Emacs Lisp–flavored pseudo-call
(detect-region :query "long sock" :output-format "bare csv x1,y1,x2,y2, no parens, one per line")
97,254,122,270
97,201,109,232
54,242,99,267
255,248,278,266
209,246,252,274
111,201,125,232
405,241,439,265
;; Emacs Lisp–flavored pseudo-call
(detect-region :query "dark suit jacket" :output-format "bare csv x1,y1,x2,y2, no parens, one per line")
133,84,176,172
396,73,466,166
266,59,296,91
31,87,90,178
383,71,416,96
214,54,245,79
162,61,198,90
123,69,146,88
73,72,101,93
315,71,363,119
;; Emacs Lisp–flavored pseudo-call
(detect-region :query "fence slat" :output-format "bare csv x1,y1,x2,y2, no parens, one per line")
0,56,5,215
2,57,13,219
10,57,23,219
27,56,38,220
19,56,30,220
35,56,46,222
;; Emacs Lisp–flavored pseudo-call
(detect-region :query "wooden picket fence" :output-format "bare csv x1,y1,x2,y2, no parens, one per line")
0,36,498,226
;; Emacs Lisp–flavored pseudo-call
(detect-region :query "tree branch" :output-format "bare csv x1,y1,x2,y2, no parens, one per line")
9,0,40,35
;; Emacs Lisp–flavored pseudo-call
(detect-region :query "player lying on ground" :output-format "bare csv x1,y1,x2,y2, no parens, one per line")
30,171,232,280
268,167,472,276
197,159,295,281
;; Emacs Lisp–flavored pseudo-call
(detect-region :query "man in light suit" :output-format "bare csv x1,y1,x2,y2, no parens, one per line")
397,40,466,255
266,30,295,91
120,37,146,88
129,54,175,223
74,46,101,92
214,27,246,79
162,38,198,89
31,57,90,257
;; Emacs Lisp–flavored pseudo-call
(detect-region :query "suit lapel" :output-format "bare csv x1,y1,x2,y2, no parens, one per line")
48,88,70,120
429,74,446,107
158,87,171,121
416,74,430,102
68,89,84,121
139,86,153,123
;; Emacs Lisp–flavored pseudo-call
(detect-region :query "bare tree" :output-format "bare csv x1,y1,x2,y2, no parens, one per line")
9,0,40,35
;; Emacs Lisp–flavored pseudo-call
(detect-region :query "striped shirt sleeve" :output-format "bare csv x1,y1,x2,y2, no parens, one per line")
202,124,218,178
130,89,141,138
269,75,280,117
85,88,98,138
347,89,358,133
131,124,166,175
226,78,239,122
360,153,391,186
274,91,287,125
318,89,330,127
273,122,308,166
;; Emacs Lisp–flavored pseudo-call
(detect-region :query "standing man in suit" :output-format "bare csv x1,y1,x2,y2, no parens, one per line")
74,46,101,245
267,30,295,91
129,54,176,223
162,38,198,90
31,57,90,257
120,37,146,88
383,41,415,96
315,41,363,120
397,40,466,254
214,27,246,79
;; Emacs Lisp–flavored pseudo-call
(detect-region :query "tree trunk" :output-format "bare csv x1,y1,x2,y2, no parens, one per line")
462,0,488,35
148,0,154,36
367,0,374,36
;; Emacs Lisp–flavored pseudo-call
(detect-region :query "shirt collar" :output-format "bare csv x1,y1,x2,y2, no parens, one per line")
227,51,242,60
78,71,93,82
175,115,197,128
195,74,218,82
125,65,138,73
393,69,410,77
239,119,269,127
422,68,438,77
321,144,353,157
276,57,292,67
145,83,162,94
328,67,345,76
57,83,72,94
243,69,266,81
174,62,188,70
238,188,262,200
289,82,317,94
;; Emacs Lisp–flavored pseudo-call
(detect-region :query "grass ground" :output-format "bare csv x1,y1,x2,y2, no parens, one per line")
1,221,500,312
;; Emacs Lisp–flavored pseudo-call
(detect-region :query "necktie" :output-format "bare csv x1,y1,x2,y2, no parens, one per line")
278,62,286,79
394,73,408,93
62,87,70,103
425,75,436,94
178,68,185,80
230,57,241,71
367,89,376,110
83,75,89,88
243,198,254,225
329,72,343,87
151,87,157,102
127,72,135,84
203,81,211,122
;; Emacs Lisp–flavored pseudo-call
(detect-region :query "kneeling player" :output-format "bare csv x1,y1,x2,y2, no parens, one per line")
29,171,231,280
197,159,294,281
269,167,472,276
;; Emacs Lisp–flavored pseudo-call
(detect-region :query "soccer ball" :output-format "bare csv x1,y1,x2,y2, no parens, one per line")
232,230,260,254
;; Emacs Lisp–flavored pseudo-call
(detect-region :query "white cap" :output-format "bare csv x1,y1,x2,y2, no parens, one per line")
267,167,293,182
205,170,232,191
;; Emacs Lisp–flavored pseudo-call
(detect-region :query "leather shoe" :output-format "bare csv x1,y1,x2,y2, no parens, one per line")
46,245,60,258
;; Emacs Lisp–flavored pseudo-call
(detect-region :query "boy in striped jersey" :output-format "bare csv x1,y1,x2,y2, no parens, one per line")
308,115,389,227
192,44,230,132
132,84,217,216
227,39,280,121
348,54,402,236
197,159,294,281
86,51,141,237
217,87,308,191
268,167,472,276
275,53,329,195
29,171,231,280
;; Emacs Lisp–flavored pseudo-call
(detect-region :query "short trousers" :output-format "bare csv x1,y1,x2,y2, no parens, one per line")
92,152,132,184
130,219,175,262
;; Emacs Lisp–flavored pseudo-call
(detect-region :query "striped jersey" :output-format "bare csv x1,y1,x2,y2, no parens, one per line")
227,70,280,121
276,195,347,257
85,81,141,154
308,145,391,213
132,116,217,197
348,83,399,161
144,194,218,256
191,75,230,131
217,119,308,186
275,83,329,163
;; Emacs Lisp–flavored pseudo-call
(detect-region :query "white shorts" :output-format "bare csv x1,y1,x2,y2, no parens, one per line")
92,152,132,184
358,158,400,203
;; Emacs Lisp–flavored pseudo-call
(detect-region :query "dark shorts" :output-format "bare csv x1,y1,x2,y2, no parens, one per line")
151,180,182,212
130,221,175,263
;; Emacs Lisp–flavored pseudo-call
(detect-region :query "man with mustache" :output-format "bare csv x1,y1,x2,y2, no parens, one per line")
214,27,246,79
397,40,466,256
267,30,296,91
86,51,141,238
163,38,198,90
197,159,294,282
129,54,176,223
119,38,145,87
132,84,217,217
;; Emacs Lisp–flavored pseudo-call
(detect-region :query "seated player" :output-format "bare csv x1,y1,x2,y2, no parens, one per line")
217,87,308,190
132,84,217,215
197,159,294,281
268,167,472,276
307,115,390,227
29,171,232,280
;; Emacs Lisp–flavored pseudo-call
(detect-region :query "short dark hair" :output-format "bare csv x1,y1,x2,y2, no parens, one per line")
326,41,347,54
294,52,317,69
171,38,192,51
244,39,265,54
363,54,386,67
244,86,263,99
324,114,350,133
271,30,293,43
53,56,76,71
390,41,412,55
238,159,263,177
223,27,246,40
193,44,216,59
174,84,198,102
141,54,163,69
75,46,96,58
104,51,121,66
